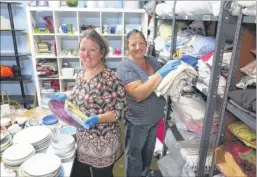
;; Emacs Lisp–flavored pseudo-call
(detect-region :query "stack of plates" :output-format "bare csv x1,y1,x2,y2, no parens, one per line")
19,153,64,177
0,130,12,156
13,126,52,153
2,144,35,170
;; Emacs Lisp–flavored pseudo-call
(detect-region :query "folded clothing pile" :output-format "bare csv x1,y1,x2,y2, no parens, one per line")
155,62,198,102
228,89,256,116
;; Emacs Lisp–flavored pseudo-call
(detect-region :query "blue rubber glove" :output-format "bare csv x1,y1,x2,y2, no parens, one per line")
51,92,67,102
84,115,99,129
157,60,181,78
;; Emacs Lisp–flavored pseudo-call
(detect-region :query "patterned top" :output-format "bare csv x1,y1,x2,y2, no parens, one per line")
68,68,127,168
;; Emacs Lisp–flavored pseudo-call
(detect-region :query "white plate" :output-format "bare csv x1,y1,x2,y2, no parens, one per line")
0,130,10,141
22,153,61,177
13,126,51,145
3,143,35,161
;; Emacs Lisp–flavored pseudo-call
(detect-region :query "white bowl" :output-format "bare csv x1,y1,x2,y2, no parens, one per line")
51,134,75,149
57,148,76,158
16,117,28,125
7,124,22,136
53,143,75,155
61,68,74,78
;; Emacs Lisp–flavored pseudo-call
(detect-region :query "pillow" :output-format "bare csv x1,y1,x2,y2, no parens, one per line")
156,3,174,17
228,122,256,149
241,60,257,76
175,1,213,16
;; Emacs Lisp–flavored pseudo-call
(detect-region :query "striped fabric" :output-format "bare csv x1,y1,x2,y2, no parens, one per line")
117,56,165,125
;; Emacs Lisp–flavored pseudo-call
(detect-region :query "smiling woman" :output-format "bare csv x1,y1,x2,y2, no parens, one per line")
116,29,181,177
54,30,128,177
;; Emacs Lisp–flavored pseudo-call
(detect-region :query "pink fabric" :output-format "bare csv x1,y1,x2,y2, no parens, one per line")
200,51,214,62
173,110,218,135
240,60,256,76
156,119,165,143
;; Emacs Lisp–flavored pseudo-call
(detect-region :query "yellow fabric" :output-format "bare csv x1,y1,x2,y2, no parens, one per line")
215,146,247,177
228,122,256,149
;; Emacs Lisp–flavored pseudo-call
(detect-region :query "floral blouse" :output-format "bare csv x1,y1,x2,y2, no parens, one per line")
68,68,127,168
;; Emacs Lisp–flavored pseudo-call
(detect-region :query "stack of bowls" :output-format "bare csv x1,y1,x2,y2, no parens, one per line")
58,126,77,140
1,130,12,156
2,144,35,170
19,153,64,177
42,114,59,133
51,134,76,163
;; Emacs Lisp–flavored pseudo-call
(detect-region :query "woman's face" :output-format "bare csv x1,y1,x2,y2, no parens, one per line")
79,38,104,69
127,33,147,60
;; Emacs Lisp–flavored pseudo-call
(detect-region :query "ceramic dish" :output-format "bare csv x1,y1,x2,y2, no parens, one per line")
42,114,58,125
57,148,76,159
13,126,51,145
7,124,22,136
51,134,75,149
22,153,61,177
3,143,35,162
59,126,77,137
53,143,75,155
0,130,10,141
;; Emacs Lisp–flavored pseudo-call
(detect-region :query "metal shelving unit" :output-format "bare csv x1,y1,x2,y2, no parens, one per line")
226,102,256,131
0,2,32,108
209,6,256,176
152,1,252,177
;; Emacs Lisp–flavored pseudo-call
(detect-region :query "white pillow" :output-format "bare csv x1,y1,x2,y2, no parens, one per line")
243,6,256,16
156,3,174,17
237,1,256,7
210,1,222,16
175,1,213,16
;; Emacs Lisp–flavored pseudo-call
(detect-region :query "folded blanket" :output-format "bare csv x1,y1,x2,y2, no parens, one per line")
225,142,256,177
180,148,213,170
155,62,198,102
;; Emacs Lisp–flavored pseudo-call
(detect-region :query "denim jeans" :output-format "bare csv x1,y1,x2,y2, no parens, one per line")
125,120,158,177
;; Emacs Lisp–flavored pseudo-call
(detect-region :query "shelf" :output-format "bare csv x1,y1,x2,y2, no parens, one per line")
242,16,256,24
106,55,123,59
0,75,32,81
56,33,79,37
58,55,79,58
59,76,76,80
32,33,55,36
0,95,34,104
1,52,30,57
0,29,26,33
0,1,21,5
226,102,256,131
157,14,219,21
38,77,59,80
101,34,125,37
35,55,56,59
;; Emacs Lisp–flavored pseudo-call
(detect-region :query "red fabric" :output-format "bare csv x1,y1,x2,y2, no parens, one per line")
200,51,214,62
156,119,164,143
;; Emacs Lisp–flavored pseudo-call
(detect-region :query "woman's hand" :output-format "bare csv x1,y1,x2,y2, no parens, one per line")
84,115,99,129
157,60,181,78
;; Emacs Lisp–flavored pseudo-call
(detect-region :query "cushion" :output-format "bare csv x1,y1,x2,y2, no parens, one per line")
228,122,256,149
240,60,256,76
